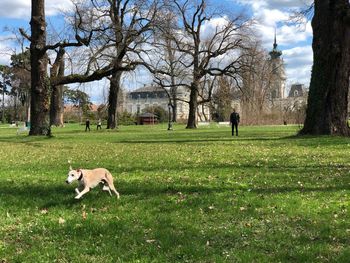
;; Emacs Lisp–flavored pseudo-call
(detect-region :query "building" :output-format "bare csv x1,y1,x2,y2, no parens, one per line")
123,85,210,122
268,31,286,100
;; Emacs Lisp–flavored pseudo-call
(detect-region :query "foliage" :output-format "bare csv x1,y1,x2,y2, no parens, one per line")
118,111,136,126
1,124,350,262
64,88,92,116
142,105,168,123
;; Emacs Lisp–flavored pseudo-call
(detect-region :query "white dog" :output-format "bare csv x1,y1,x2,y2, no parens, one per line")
65,166,120,199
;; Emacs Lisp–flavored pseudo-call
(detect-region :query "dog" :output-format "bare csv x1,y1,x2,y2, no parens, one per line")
65,166,120,199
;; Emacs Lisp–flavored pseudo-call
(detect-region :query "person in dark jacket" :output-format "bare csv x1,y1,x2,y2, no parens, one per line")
85,118,90,132
230,109,240,136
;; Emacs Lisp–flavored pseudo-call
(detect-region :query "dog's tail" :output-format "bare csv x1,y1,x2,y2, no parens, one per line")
105,170,120,199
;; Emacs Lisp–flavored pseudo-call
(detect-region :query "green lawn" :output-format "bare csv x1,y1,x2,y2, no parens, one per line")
1,123,350,262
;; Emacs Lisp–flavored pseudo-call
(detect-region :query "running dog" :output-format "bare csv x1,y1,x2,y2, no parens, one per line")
65,166,120,199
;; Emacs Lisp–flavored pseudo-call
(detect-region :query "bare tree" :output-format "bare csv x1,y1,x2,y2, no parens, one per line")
21,0,116,135
168,0,250,128
239,41,275,124
72,0,161,129
146,10,190,123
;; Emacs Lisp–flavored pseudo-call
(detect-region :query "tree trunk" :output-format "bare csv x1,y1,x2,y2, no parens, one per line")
107,71,122,129
186,83,198,128
170,84,177,122
29,0,50,136
50,59,65,127
2,91,4,123
300,0,350,136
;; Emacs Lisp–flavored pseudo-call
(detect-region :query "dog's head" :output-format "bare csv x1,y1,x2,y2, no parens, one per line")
65,166,82,184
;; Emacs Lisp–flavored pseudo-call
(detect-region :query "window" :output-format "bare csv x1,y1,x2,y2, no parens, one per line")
137,105,140,114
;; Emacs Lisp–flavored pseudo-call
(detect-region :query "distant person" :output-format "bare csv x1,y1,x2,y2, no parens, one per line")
230,108,240,136
97,119,102,130
85,118,90,132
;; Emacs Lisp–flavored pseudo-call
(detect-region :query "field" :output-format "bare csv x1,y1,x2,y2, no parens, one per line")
1,123,350,262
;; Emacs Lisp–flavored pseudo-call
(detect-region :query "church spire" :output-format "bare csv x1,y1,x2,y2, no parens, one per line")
269,28,282,59
273,28,277,49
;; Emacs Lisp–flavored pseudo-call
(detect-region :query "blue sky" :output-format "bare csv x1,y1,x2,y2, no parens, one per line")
0,0,313,103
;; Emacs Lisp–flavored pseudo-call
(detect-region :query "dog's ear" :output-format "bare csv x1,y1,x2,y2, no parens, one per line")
69,165,72,171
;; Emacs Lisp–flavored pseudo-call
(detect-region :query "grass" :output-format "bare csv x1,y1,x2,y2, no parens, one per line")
1,123,350,262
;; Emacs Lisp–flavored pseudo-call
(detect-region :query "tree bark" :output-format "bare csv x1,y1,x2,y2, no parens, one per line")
50,59,65,127
29,0,50,135
107,71,122,129
186,82,199,128
300,0,350,136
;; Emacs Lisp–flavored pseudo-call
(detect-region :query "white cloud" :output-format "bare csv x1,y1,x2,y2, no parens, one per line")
237,0,313,86
237,0,313,10
0,0,73,19
0,35,17,65
283,46,313,85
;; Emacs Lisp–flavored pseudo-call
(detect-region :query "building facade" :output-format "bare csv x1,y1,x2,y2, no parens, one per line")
268,32,286,101
123,85,210,122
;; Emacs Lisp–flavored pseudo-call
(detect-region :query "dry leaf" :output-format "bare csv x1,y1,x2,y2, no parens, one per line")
82,211,87,220
40,209,48,214
58,217,66,224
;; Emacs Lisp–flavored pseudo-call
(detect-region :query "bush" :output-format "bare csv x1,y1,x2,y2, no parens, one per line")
118,111,136,125
142,106,168,123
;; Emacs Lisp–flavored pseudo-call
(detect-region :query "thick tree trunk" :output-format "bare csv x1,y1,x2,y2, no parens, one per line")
186,83,198,129
300,0,350,136
50,59,64,127
107,71,122,129
29,0,50,136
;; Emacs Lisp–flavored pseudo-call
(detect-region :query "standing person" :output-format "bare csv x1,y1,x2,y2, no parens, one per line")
85,118,90,132
97,118,102,130
230,108,240,136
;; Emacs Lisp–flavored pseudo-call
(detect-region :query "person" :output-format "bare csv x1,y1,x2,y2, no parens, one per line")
230,108,240,136
85,118,90,132
97,118,102,130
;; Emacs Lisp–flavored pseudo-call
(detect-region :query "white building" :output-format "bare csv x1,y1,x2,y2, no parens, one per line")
268,33,286,101
124,85,210,122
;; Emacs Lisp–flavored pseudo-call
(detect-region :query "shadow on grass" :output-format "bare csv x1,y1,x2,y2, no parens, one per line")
1,178,349,209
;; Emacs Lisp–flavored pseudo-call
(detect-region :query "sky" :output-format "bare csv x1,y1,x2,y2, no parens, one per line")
0,0,313,103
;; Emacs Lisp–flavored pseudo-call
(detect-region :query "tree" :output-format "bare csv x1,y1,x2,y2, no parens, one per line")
64,88,92,122
300,0,350,135
170,0,249,128
143,105,167,122
10,51,31,124
149,10,188,122
49,51,65,127
211,76,234,122
74,0,160,129
239,41,275,124
22,0,116,135
0,66,11,123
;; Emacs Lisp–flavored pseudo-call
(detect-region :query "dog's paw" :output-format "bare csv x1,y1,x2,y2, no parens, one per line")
75,196,81,200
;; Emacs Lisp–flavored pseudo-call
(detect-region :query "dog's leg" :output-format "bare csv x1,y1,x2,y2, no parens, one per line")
102,185,112,196
109,184,120,199
75,187,90,199
75,188,80,195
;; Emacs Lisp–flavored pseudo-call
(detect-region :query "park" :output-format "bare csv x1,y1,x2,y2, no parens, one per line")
1,123,350,262
1,0,350,262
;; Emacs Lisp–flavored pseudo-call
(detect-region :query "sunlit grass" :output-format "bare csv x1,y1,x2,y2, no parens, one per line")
1,123,350,262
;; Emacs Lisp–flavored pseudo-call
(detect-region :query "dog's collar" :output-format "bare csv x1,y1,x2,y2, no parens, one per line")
78,171,83,181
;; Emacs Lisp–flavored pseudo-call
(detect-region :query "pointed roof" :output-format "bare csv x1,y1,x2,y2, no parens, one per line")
269,29,282,59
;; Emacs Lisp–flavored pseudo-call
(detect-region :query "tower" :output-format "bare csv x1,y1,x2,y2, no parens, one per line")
269,30,286,99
